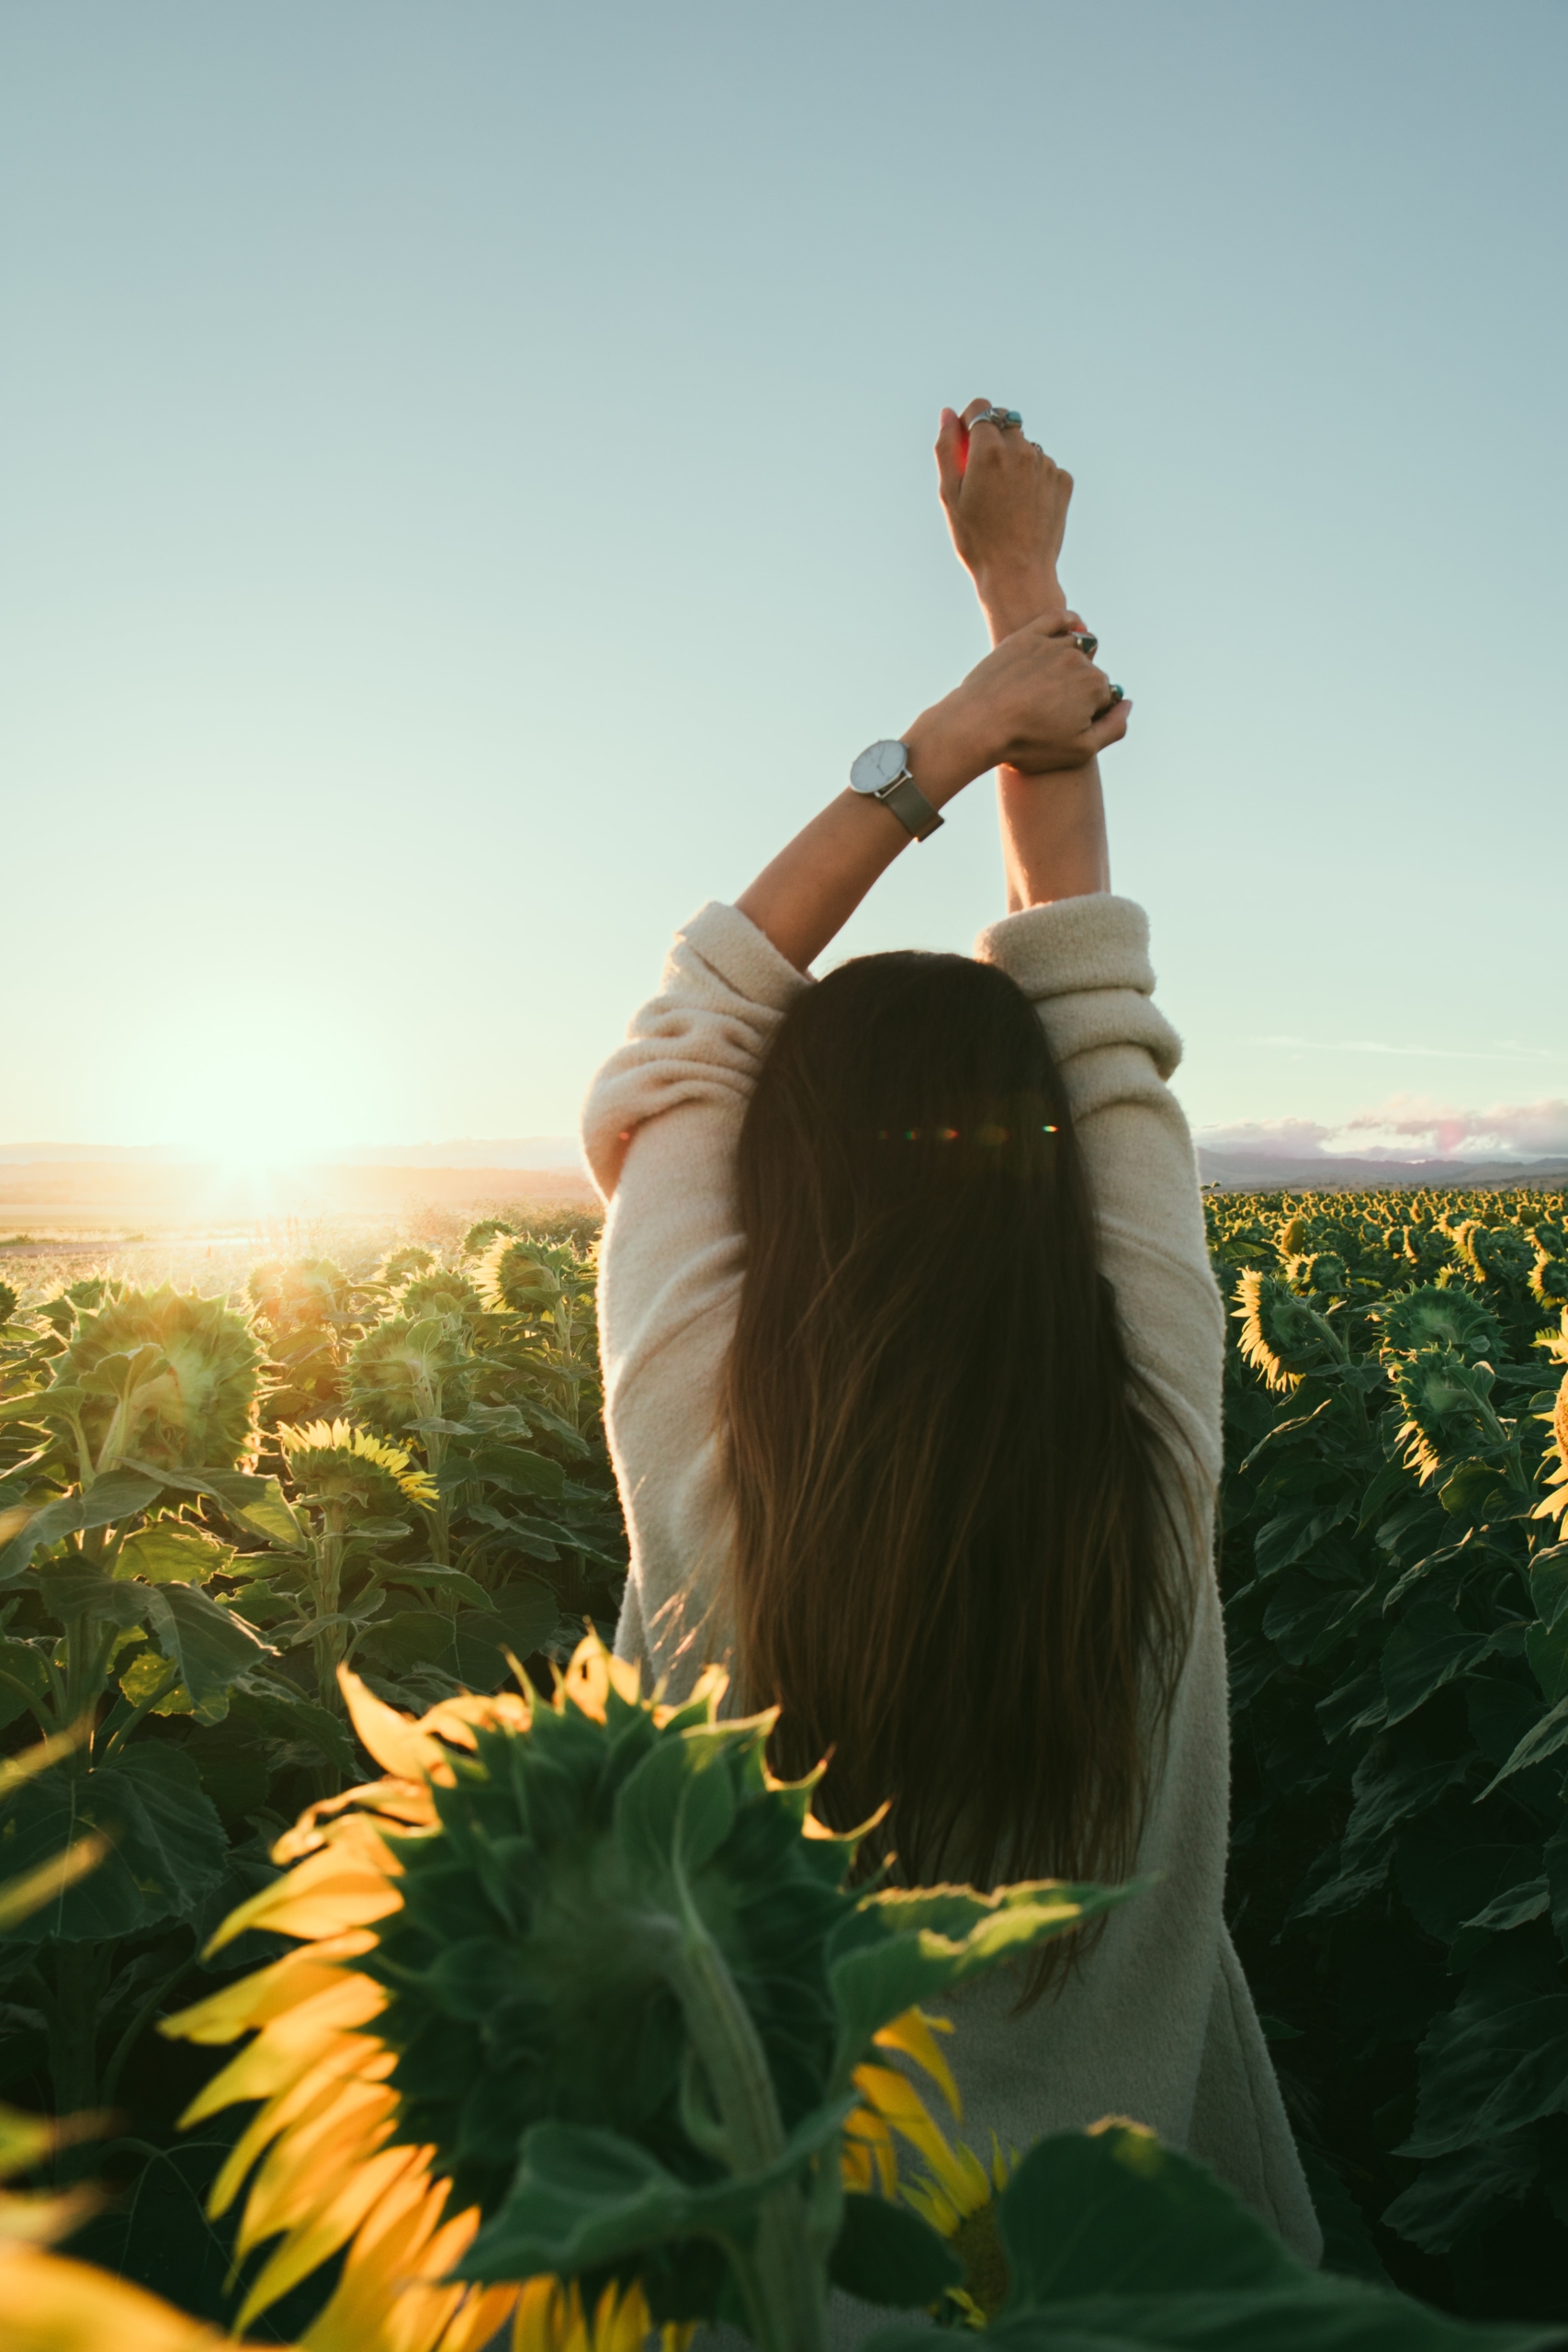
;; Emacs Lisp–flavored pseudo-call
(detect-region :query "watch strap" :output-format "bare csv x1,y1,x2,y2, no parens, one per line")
876,770,944,842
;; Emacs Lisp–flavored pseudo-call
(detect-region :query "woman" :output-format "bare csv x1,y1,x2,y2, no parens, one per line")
581,401,1321,2295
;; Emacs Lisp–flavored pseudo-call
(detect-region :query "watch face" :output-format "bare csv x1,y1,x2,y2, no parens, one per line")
849,739,908,796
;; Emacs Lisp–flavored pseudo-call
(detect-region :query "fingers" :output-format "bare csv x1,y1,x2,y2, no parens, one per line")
1083,695,1133,754
935,398,997,501
934,406,967,504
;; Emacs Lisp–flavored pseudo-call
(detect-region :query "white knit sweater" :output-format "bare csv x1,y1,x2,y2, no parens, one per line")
580,894,1323,2311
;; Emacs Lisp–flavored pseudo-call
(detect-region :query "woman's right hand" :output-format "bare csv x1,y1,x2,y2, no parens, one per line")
936,401,1075,642
907,614,1130,788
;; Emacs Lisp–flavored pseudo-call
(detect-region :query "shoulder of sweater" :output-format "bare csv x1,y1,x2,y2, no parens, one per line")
664,900,813,1016
975,893,1156,1001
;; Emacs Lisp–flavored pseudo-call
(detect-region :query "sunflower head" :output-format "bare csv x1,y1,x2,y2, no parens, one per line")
1389,1346,1500,1484
355,1654,861,2232
397,1269,487,1324
1234,1270,1341,1392
462,1218,517,1260
377,1244,437,1288
900,2131,1017,2325
167,1635,1123,2342
1530,1365,1568,1526
1531,1249,1568,1312
475,1237,560,1316
54,1284,263,1471
1456,1222,1536,1292
1376,1284,1502,1364
347,1313,471,1433
1285,1250,1347,1300
276,1419,438,1515
248,1257,351,1330
1277,1215,1307,1256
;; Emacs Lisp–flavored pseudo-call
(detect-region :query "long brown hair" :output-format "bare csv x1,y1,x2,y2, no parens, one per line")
721,950,1194,1995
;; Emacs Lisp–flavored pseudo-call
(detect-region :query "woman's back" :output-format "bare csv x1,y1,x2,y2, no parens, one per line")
581,891,1317,2266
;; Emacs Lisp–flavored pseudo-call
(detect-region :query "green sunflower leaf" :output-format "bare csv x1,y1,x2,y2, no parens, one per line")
829,2191,962,2307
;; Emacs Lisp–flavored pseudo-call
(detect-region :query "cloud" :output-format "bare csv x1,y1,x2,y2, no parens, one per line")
1192,1118,1337,1161
1197,1097,1568,1164
1340,1096,1568,1158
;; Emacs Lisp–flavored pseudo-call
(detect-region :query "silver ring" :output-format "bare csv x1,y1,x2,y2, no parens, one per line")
970,406,1022,431
1109,684,1124,704
1070,631,1099,658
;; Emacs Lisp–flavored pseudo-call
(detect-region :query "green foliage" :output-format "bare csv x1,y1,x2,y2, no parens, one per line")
1211,1185,1568,2324
0,1224,626,2299
864,2125,1562,2349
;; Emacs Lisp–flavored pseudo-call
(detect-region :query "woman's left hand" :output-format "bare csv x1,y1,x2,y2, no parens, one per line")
908,612,1129,787
936,401,1074,641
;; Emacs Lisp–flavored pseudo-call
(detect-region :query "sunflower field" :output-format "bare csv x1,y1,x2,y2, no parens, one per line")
4,1187,1568,2349
1212,1185,1568,2323
0,1218,624,2327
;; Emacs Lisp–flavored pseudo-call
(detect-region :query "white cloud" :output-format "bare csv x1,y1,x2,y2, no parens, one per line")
1191,1117,1337,1160
1197,1096,1568,1164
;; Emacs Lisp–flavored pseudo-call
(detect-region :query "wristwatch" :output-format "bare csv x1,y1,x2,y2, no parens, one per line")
848,740,944,842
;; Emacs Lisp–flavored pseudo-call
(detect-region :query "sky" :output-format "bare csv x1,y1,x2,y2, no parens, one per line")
4,1,1565,1164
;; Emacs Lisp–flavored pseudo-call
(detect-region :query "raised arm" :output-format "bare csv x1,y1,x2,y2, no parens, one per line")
735,597,1126,974
935,400,1126,911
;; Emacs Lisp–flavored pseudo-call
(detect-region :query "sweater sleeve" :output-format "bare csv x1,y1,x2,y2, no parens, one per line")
580,902,810,1693
975,893,1224,1487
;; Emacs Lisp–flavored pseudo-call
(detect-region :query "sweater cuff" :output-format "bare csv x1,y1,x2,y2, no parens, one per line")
974,894,1156,1001
679,900,813,1014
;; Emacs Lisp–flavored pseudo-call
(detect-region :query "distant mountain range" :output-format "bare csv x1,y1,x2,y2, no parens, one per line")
4,1141,1564,1195
0,1139,585,1170
1198,1149,1568,1192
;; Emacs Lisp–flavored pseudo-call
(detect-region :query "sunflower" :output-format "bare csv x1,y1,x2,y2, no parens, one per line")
1388,1347,1507,1485
347,1315,471,1435
53,1284,263,1476
1533,1369,1568,1526
900,2132,1016,2329
1375,1284,1501,1364
474,1238,561,1317
397,1272,487,1325
276,1419,439,1514
1233,1269,1346,1393
162,1636,1102,2347
377,1247,438,1288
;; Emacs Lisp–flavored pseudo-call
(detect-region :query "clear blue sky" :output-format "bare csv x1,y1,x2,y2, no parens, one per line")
5,1,1564,1160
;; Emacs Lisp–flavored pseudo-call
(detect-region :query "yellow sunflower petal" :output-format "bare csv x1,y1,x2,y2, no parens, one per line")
872,2007,961,2122
0,2246,249,2352
852,2062,977,2203
431,2281,520,2352
176,1979,392,2130
511,2275,564,2352
273,1784,438,1866
234,2076,399,2250
338,1668,456,1782
298,2165,481,2352
592,2278,656,2352
164,1935,376,2046
0,2186,100,2248
840,2104,899,2198
233,2143,426,2333
200,1829,403,1957
208,2066,395,2222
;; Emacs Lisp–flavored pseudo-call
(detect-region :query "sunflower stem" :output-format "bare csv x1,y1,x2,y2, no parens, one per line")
665,1888,825,2352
